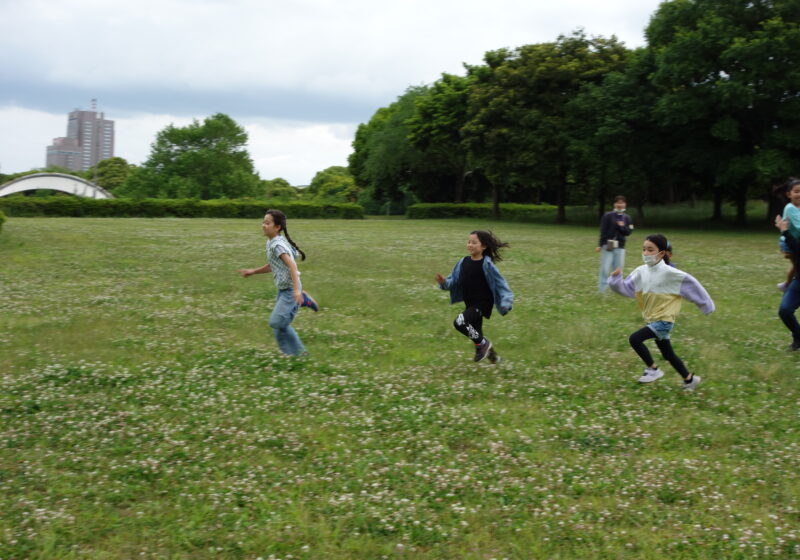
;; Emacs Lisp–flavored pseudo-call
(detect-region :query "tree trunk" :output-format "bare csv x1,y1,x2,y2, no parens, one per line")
734,184,747,227
597,187,606,220
556,182,566,224
454,171,465,203
712,187,723,221
492,184,500,219
636,204,645,227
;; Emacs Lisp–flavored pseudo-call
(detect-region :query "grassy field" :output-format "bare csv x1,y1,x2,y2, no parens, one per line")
1,217,799,559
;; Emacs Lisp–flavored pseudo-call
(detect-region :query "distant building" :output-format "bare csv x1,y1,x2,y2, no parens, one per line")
46,101,114,172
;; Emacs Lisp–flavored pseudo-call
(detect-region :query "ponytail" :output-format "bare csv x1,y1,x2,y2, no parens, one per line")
266,209,306,261
471,230,510,262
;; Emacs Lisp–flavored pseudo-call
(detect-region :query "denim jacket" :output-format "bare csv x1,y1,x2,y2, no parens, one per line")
439,256,514,315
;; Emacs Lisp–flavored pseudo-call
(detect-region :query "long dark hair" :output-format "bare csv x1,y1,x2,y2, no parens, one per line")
774,177,800,200
266,209,306,261
645,233,671,265
471,230,510,262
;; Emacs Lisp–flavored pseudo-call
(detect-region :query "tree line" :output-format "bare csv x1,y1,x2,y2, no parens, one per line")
349,0,800,224
1,113,357,206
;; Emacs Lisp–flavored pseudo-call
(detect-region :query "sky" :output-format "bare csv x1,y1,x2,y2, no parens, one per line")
0,0,665,185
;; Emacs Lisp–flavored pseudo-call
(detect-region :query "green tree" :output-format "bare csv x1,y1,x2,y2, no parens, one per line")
120,113,261,199
463,31,629,221
647,0,800,224
262,177,299,200
90,157,130,191
406,73,474,202
348,87,428,212
307,166,358,203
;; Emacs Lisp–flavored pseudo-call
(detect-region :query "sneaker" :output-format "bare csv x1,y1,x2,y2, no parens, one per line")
300,291,319,312
474,339,492,362
778,282,788,292
638,367,664,383
487,347,501,364
787,340,800,352
682,374,701,391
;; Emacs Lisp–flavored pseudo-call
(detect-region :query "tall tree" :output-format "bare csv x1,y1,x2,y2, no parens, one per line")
120,113,261,199
463,31,629,221
647,0,800,224
348,87,428,210
406,73,474,202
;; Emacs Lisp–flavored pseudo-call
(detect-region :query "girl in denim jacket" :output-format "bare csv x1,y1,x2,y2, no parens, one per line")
435,230,514,363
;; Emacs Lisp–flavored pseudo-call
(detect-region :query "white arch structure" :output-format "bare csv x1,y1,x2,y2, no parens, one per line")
0,173,114,199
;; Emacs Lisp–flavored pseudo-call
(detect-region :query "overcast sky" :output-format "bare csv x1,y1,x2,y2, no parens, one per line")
0,0,665,185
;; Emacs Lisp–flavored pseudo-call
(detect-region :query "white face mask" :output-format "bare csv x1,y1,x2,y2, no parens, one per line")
614,206,626,213
642,254,661,266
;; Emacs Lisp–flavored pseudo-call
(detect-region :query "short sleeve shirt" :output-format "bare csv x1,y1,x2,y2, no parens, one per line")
784,204,800,240
266,236,299,290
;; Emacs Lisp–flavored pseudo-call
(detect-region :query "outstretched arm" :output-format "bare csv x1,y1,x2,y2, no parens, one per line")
608,267,636,298
680,274,715,315
239,263,271,278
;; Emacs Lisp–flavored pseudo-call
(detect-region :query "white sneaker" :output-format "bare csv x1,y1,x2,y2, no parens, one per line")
638,367,664,383
682,375,701,391
778,282,788,292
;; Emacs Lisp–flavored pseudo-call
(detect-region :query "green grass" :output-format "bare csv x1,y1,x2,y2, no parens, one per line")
1,217,799,559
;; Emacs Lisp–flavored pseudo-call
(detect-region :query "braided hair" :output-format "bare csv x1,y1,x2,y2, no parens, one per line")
471,230,510,262
266,209,306,261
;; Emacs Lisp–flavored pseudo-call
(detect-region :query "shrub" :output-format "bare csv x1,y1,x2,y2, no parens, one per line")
407,203,558,222
0,198,365,219
0,209,6,232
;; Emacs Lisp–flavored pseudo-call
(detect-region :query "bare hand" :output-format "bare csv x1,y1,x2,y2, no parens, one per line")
238,268,252,278
616,220,625,227
294,290,304,305
595,247,601,252
776,215,789,232
611,267,622,277
435,273,445,285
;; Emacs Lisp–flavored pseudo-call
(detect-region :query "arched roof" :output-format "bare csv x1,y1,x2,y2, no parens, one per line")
0,173,114,199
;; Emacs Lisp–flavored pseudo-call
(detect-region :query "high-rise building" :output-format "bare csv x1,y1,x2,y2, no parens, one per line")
46,101,115,172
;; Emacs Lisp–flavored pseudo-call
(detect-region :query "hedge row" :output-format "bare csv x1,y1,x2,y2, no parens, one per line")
0,198,364,219
0,209,6,232
407,203,558,222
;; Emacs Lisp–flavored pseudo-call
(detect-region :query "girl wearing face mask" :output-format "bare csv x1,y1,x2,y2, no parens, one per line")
596,195,634,293
608,234,714,390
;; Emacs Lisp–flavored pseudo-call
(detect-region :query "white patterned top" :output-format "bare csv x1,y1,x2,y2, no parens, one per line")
266,236,300,290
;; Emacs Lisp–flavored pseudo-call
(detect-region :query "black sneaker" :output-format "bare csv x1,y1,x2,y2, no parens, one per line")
474,339,492,362
787,340,800,352
487,347,500,364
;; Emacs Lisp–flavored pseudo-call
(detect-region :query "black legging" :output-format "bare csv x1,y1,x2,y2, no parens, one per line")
453,306,484,343
628,327,690,379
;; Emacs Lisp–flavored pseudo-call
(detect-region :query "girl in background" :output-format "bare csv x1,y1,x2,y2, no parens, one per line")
775,178,800,292
436,230,514,363
609,234,714,390
239,210,318,356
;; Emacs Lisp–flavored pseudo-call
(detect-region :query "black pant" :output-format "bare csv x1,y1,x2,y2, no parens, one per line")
628,327,690,379
453,306,484,343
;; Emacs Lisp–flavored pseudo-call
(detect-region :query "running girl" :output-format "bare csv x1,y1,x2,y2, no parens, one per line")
608,234,714,390
775,177,800,292
435,230,514,363
239,210,318,356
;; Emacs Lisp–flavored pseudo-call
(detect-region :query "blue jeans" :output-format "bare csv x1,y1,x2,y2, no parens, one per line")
269,289,306,356
598,247,625,292
779,278,800,343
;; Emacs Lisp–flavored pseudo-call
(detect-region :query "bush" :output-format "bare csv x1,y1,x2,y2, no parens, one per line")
407,203,558,222
0,198,365,219
0,209,6,232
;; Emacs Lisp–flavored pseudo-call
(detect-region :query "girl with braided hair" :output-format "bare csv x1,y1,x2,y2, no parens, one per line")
239,210,318,356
